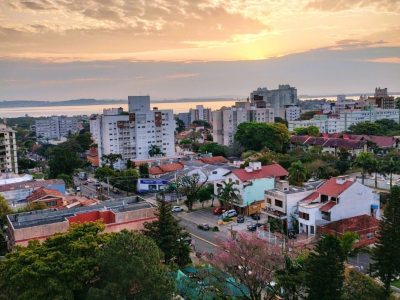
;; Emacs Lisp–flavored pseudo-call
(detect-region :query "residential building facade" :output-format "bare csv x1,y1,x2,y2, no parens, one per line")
285,105,301,121
189,105,212,124
90,96,176,169
0,124,18,174
36,116,81,141
212,101,274,146
298,177,380,236
251,85,298,119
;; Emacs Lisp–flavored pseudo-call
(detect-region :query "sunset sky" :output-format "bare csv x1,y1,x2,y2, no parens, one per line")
1,0,399,100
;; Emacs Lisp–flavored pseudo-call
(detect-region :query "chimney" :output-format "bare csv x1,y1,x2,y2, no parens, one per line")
336,176,348,185
249,161,262,171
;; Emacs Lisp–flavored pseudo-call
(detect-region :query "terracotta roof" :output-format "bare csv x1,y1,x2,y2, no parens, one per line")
353,135,395,149
320,201,336,212
232,163,288,182
320,214,379,233
302,192,319,203
290,135,366,150
198,156,228,165
149,162,184,175
316,177,354,197
27,187,63,202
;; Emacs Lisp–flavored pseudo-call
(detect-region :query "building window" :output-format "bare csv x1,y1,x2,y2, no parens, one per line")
310,225,315,234
299,212,309,220
275,200,283,208
266,198,271,204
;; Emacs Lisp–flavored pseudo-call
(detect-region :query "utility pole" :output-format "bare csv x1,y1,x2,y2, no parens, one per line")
106,176,110,196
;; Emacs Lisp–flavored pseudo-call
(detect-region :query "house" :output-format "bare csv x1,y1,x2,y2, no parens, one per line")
298,176,380,236
215,162,288,215
26,187,99,209
7,198,156,248
148,162,185,178
264,180,324,230
0,179,66,207
318,214,379,248
86,147,100,167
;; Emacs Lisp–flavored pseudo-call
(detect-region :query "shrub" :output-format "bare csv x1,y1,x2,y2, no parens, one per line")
212,226,219,232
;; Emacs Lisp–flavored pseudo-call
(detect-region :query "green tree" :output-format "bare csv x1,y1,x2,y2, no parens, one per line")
175,117,186,133
47,146,83,178
143,198,191,267
176,174,207,211
299,110,317,120
339,231,359,260
342,269,386,300
276,254,308,300
139,163,149,177
336,148,351,174
87,230,174,300
197,184,214,208
305,235,345,300
94,166,116,182
57,173,73,188
349,121,381,135
0,223,105,300
0,196,12,228
101,153,122,169
353,152,375,184
235,122,290,152
73,132,93,151
199,142,228,157
381,157,400,189
192,119,211,129
293,126,319,136
372,186,400,298
217,181,240,210
148,145,164,157
288,161,308,186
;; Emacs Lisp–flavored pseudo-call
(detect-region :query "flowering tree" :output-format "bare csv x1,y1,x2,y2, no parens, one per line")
212,233,284,300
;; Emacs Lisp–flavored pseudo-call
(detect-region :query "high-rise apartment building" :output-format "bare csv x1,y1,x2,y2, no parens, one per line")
189,105,212,124
35,116,81,141
212,101,274,146
90,96,176,169
367,87,395,109
250,84,298,119
0,124,18,174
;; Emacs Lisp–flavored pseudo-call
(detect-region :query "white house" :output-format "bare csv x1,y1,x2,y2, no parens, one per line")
298,176,380,236
264,180,323,230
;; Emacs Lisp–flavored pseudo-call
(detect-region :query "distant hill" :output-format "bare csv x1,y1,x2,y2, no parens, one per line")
0,99,127,108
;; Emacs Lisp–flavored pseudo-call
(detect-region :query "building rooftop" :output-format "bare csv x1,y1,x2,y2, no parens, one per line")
317,177,354,197
7,197,152,230
319,214,378,234
266,180,324,195
232,163,288,182
0,179,65,193
198,156,228,165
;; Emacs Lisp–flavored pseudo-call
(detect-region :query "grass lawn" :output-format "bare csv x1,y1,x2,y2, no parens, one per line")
392,279,400,288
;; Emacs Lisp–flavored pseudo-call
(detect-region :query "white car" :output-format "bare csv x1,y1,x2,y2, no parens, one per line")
76,186,81,192
171,206,183,212
222,209,237,218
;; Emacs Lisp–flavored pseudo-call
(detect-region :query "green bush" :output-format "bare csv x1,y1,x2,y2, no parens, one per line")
212,226,219,232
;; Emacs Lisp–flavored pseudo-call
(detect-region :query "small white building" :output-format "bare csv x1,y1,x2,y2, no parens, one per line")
264,180,323,230
298,176,380,236
285,105,301,121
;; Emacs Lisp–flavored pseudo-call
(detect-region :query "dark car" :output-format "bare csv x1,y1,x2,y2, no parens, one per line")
198,224,210,231
251,213,261,221
247,223,257,231
237,215,245,223
213,207,224,215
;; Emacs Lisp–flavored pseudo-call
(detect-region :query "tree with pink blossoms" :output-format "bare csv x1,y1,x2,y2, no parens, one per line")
211,233,284,300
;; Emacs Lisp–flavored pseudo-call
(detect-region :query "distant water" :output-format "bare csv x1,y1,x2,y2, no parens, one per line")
0,100,237,118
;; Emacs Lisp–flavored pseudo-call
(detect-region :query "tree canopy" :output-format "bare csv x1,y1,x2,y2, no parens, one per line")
235,122,290,153
199,142,228,157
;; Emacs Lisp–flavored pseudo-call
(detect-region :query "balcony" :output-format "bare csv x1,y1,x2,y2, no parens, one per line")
263,205,286,219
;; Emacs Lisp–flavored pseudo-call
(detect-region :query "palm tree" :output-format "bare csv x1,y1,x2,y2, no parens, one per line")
353,152,375,184
288,161,307,186
381,157,400,189
148,145,164,157
217,181,240,210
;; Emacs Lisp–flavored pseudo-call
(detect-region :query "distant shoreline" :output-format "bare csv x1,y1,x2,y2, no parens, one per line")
0,93,399,109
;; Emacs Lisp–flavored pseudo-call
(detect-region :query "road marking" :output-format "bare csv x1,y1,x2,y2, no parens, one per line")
189,233,220,248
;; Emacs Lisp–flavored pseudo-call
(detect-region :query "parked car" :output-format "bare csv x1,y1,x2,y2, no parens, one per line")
95,181,101,187
76,186,81,192
213,207,224,215
223,209,237,218
178,236,192,245
251,213,261,220
237,215,245,223
82,181,88,185
198,223,210,231
171,206,183,213
247,223,257,231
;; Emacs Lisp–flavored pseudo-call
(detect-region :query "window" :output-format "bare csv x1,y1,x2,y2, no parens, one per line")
299,212,309,220
275,200,283,207
310,225,315,234
266,198,272,204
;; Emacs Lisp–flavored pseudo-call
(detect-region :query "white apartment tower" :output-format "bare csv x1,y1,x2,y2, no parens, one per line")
0,124,18,173
90,96,176,169
35,116,80,141
189,105,212,124
212,101,274,146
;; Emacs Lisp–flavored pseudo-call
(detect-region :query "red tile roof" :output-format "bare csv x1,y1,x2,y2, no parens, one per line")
198,156,228,165
232,163,288,182
302,192,319,203
320,214,379,234
149,162,184,175
320,201,336,212
317,177,354,197
27,187,63,202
